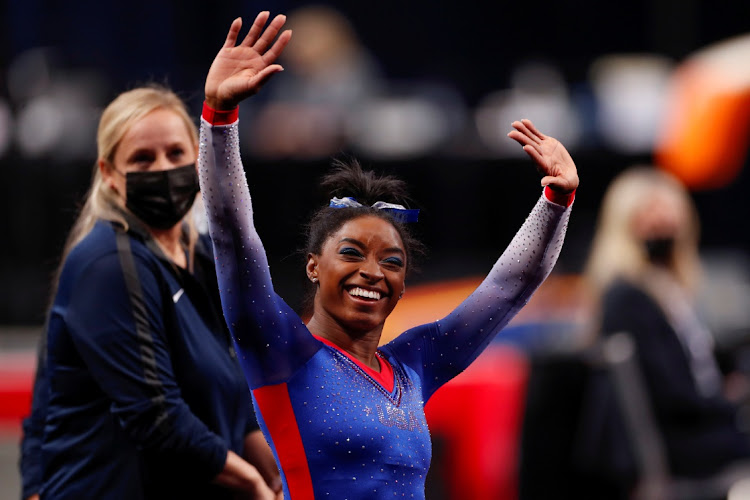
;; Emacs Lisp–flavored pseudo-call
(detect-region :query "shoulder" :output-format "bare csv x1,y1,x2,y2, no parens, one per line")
63,222,162,285
600,278,665,334
602,278,653,308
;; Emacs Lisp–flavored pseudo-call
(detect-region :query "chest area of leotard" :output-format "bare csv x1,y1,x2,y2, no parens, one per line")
286,348,432,476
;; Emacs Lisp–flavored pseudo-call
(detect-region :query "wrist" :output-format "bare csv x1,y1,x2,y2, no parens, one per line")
544,185,576,207
202,101,239,125
204,93,237,111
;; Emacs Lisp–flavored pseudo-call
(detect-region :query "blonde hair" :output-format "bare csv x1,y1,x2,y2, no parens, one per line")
584,166,701,298
57,85,199,274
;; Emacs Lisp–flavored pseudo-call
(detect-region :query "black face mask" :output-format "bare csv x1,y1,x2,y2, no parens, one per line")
125,164,200,230
644,237,675,264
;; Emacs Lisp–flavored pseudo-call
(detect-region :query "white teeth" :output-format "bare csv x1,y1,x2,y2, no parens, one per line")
348,287,381,300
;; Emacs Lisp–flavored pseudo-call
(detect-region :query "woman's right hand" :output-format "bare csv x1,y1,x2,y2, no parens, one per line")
205,12,292,111
216,450,277,500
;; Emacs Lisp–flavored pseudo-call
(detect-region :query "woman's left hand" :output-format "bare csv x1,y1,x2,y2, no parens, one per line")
508,119,579,194
205,11,292,111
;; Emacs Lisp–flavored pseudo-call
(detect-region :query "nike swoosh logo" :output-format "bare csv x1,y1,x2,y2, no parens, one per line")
172,289,184,303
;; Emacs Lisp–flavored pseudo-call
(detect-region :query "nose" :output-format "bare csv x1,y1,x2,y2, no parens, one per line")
153,153,177,171
359,258,384,282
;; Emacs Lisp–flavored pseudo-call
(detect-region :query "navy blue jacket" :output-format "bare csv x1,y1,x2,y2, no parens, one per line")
601,278,750,478
20,218,258,499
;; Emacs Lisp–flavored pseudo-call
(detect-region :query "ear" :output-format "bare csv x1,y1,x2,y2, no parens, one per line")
98,159,119,193
306,253,319,283
399,284,406,300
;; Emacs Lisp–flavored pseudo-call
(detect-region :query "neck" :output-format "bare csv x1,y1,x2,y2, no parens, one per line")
306,314,382,371
150,225,186,268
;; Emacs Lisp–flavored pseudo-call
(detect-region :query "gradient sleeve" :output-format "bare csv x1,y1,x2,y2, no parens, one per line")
197,112,320,389
387,192,572,400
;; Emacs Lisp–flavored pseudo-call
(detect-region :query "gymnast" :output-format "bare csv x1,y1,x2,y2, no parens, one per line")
198,11,578,499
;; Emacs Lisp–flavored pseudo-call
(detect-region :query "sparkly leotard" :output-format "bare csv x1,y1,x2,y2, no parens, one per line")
197,108,572,499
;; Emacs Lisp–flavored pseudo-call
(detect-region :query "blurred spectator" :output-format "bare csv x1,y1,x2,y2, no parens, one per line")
243,5,385,158
240,4,467,160
582,166,750,499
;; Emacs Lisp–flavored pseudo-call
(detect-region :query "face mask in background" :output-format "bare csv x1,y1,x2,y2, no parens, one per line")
644,237,675,265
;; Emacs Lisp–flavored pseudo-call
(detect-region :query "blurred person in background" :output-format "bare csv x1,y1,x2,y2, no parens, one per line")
198,11,577,499
18,85,280,500
243,4,384,158
583,166,750,498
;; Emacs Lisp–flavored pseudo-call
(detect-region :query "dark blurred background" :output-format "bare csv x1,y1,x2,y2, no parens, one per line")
2,0,749,326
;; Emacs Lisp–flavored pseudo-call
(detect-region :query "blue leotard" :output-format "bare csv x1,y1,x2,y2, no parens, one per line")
197,108,572,499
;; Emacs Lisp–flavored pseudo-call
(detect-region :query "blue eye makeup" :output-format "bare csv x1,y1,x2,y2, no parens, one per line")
383,256,404,267
339,247,363,257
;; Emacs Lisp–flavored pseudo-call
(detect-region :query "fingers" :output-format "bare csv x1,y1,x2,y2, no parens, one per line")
511,119,544,144
223,17,243,48
253,14,287,53
234,11,287,55
241,11,271,47
263,29,292,64
540,175,557,188
521,118,546,140
507,129,542,156
254,65,285,91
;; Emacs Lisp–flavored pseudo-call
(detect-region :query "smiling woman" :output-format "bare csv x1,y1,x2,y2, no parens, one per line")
307,214,406,348
300,160,420,366
197,11,578,500
18,85,281,500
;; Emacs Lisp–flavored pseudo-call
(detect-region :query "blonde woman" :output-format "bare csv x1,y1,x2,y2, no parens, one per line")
19,86,279,500
584,166,750,487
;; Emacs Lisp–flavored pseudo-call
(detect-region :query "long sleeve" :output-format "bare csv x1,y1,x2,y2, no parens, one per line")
197,111,320,389
61,249,228,479
19,332,49,499
385,193,571,401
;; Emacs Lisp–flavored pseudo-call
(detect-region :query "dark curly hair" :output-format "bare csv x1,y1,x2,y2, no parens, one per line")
301,157,425,317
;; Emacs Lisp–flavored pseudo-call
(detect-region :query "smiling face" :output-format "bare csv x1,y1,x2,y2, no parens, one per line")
307,215,406,336
100,108,197,198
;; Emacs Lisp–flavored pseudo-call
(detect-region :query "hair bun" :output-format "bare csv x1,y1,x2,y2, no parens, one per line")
321,157,412,207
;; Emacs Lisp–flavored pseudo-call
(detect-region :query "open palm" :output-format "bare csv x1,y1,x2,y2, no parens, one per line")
205,12,292,110
507,119,579,193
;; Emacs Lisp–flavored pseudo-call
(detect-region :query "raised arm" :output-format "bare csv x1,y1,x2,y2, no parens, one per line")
198,13,320,389
387,119,577,400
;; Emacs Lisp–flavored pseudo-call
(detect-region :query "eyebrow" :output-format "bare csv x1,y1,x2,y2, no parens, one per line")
340,238,405,256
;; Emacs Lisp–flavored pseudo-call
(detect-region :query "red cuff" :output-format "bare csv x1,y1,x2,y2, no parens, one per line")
202,102,239,125
544,186,576,207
